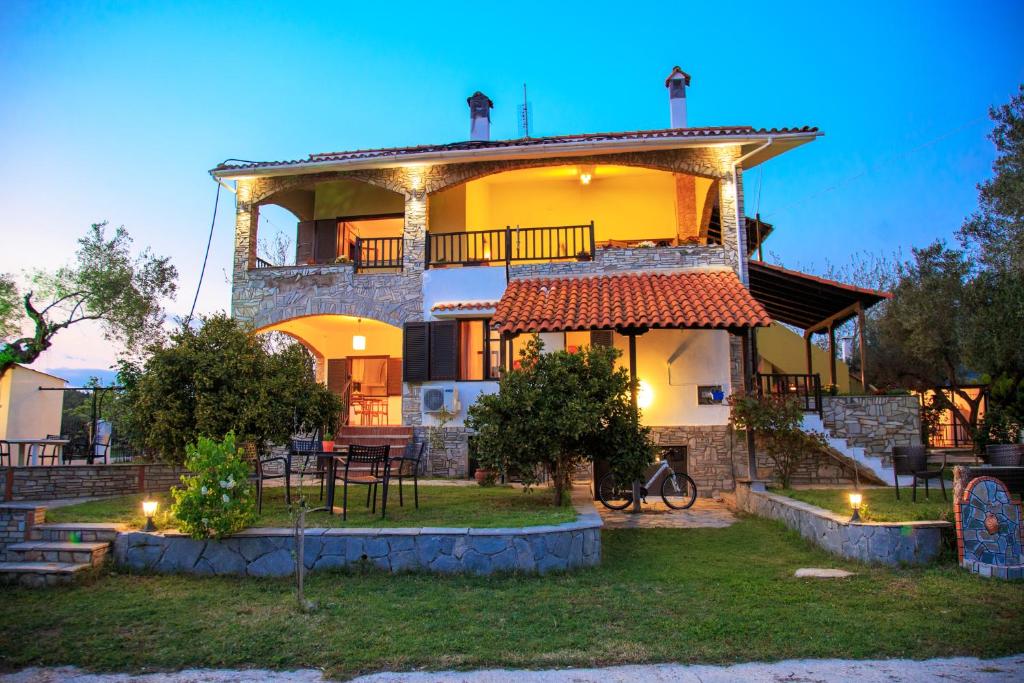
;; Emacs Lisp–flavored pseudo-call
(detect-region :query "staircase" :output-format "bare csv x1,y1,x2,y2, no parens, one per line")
801,414,912,487
0,522,124,588
337,426,414,454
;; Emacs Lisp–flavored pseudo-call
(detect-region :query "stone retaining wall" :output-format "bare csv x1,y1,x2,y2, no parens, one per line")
733,483,950,565
649,425,746,497
0,503,45,560
115,503,602,577
822,395,921,464
1,464,186,502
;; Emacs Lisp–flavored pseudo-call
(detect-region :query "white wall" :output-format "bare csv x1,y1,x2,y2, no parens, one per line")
0,365,67,440
422,267,508,319
420,380,498,427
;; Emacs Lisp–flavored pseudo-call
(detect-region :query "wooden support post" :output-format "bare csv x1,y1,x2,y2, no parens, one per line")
857,305,867,390
804,333,813,377
628,333,638,417
828,325,837,389
744,330,758,482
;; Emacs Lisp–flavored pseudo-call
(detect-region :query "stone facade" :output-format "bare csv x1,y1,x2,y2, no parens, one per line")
114,503,603,577
1,464,186,502
822,395,922,464
648,425,746,497
508,245,732,280
753,449,861,487
0,503,45,560
734,483,950,566
414,426,471,478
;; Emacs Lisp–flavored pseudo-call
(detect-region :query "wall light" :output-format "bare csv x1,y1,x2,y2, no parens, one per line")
142,499,158,532
578,165,594,185
849,492,863,522
637,380,654,410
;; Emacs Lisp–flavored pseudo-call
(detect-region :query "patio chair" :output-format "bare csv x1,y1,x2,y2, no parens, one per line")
892,445,946,502
337,444,390,521
243,442,290,513
34,434,63,466
986,444,1023,466
61,433,91,464
0,440,10,466
388,441,426,509
289,433,325,500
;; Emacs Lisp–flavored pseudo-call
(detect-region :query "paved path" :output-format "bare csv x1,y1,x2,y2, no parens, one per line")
597,497,737,529
4,656,1023,682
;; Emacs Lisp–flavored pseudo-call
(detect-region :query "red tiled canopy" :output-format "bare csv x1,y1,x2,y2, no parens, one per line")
493,271,772,334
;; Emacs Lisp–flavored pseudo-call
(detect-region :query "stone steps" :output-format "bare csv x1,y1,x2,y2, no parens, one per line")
29,522,126,543
802,415,912,486
7,540,110,565
0,561,94,587
0,514,118,588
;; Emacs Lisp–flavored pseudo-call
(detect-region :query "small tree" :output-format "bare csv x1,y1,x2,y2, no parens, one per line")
171,432,257,539
467,336,653,505
729,393,828,488
0,223,177,377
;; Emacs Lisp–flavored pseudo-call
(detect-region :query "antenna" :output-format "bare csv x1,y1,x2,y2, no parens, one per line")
517,83,532,138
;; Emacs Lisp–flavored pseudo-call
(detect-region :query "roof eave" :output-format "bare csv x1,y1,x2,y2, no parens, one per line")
210,131,822,180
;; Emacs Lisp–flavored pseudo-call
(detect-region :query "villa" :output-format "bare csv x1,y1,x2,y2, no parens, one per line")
211,67,906,495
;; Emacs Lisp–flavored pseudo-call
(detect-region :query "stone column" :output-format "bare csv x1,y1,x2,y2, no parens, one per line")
716,149,748,284
400,168,428,427
230,179,259,319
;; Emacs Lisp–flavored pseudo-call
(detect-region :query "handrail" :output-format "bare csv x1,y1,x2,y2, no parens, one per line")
755,372,823,416
354,236,403,271
254,256,273,269
427,223,595,268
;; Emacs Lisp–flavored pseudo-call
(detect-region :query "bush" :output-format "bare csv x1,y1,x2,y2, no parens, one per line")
171,432,257,539
729,393,828,488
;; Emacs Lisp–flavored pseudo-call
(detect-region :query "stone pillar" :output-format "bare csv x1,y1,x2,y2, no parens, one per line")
674,174,699,242
400,168,428,427
716,147,748,284
231,179,259,319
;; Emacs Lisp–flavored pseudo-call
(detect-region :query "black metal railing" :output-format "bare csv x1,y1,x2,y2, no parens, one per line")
254,256,273,268
354,236,404,271
930,419,972,448
756,373,823,415
426,223,595,268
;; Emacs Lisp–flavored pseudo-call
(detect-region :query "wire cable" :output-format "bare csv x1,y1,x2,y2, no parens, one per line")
186,181,221,326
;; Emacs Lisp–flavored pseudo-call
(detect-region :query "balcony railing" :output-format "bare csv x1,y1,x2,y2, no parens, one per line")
354,236,404,271
756,373,823,415
427,223,595,268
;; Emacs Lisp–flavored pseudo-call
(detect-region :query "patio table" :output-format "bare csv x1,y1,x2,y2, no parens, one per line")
296,446,398,516
4,438,70,466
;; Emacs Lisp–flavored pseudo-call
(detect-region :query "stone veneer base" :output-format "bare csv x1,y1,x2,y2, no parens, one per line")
733,483,951,566
114,501,602,577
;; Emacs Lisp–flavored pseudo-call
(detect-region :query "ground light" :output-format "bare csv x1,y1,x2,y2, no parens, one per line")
142,499,158,531
849,492,862,522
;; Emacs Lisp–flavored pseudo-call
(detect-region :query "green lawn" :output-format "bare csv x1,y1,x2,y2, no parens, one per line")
44,484,576,530
1,517,1021,679
778,487,954,522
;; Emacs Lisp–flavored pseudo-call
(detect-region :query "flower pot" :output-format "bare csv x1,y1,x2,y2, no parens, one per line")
474,468,492,485
711,390,725,402
322,440,336,453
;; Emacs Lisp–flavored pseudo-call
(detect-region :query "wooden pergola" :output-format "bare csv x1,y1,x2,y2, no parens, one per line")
747,261,890,389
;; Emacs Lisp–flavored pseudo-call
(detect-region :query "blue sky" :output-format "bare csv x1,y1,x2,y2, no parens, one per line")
1,1,1022,375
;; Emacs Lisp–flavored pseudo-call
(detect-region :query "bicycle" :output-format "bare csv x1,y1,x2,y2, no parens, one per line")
596,456,697,511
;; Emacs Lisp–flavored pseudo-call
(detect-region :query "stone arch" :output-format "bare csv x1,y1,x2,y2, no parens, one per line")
250,168,411,208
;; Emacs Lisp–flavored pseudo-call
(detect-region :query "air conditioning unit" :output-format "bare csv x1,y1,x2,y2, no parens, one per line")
422,386,460,414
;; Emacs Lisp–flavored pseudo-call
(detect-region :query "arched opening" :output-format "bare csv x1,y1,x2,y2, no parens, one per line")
255,314,404,426
253,179,405,269
427,165,721,266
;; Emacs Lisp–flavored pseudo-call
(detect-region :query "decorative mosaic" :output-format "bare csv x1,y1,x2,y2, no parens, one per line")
955,476,1023,580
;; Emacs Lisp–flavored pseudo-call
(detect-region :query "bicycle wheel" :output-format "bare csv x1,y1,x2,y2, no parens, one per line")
597,472,633,510
660,472,697,510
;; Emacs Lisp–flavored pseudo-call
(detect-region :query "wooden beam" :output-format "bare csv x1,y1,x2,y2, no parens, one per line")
828,325,837,388
805,334,814,377
858,305,867,390
804,301,863,336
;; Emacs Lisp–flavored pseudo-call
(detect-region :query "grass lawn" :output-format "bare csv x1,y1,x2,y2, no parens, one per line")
778,488,954,523
44,484,576,530
2,518,1023,678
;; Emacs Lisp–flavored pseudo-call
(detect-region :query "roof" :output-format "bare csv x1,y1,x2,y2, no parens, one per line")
493,271,772,334
747,261,890,331
211,125,820,178
431,300,499,314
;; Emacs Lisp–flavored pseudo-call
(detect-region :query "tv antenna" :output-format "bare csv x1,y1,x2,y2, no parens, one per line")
518,83,532,138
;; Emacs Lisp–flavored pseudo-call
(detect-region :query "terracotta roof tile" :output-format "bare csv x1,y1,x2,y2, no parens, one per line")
431,301,499,313
493,271,771,334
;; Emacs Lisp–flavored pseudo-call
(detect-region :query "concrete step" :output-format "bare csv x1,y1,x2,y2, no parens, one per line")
0,561,93,587
7,540,109,566
29,522,126,543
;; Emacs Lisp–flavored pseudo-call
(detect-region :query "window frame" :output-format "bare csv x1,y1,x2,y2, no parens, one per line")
457,318,501,382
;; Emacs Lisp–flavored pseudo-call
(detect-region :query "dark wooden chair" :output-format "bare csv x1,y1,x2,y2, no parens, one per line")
892,445,946,501
0,440,10,467
243,442,290,513
337,444,390,521
388,441,426,509
986,444,1023,466
35,434,63,466
60,433,91,464
289,434,325,500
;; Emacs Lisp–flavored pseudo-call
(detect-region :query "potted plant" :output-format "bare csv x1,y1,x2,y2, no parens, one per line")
575,250,591,261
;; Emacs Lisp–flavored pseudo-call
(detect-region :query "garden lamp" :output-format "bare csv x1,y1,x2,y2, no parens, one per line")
848,492,862,523
142,498,158,532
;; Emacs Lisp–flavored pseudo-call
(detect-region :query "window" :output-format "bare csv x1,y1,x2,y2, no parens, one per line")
458,319,501,381
403,319,501,383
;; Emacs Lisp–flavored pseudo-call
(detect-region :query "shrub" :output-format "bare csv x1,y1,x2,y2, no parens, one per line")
171,432,257,539
729,393,828,488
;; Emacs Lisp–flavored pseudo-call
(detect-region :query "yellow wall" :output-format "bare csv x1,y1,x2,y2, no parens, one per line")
0,365,66,441
313,180,404,220
429,165,695,242
756,323,858,393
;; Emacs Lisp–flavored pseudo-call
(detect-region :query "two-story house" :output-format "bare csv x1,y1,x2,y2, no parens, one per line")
213,67,891,496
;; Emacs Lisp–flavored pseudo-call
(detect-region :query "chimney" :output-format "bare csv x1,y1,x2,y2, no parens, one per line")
665,66,691,128
467,91,493,141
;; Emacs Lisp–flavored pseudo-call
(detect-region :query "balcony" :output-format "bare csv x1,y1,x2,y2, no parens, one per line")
426,223,595,268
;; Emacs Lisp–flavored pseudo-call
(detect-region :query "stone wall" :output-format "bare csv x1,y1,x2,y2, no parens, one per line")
1,464,186,502
413,426,471,478
753,449,861,487
823,395,922,464
0,503,44,560
508,245,732,280
115,503,602,577
733,483,950,566
649,425,746,497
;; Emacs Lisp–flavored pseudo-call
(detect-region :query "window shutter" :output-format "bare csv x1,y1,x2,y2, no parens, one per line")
326,358,350,398
314,219,338,264
386,357,403,396
429,320,459,381
591,330,614,348
296,221,315,264
402,323,429,382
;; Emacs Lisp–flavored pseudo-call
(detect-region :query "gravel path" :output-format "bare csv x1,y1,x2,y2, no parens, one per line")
4,655,1023,682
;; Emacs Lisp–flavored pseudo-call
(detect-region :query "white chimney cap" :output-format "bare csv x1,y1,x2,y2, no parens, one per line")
665,66,691,87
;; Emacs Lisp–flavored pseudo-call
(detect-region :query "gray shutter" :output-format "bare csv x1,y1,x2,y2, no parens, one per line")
429,320,459,381
296,221,315,264
591,330,614,348
314,219,338,264
403,323,429,382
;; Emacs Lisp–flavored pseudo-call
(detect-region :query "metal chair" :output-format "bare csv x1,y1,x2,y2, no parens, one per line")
986,444,1023,466
243,442,290,513
337,444,391,521
35,434,63,466
892,445,946,501
289,433,325,500
0,440,10,467
388,441,426,509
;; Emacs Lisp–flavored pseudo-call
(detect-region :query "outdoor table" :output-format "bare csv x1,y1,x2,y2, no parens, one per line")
296,446,398,516
4,438,70,466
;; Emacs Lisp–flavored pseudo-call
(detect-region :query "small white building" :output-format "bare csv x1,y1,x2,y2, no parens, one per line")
0,365,67,441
